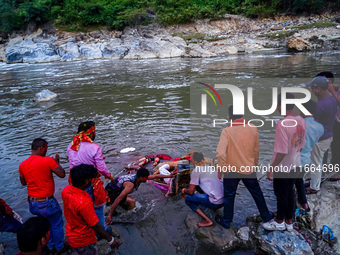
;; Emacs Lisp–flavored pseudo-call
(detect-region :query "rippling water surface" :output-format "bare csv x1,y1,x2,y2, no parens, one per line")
0,51,339,254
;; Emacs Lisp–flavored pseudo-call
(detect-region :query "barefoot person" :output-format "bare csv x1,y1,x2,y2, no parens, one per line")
19,138,68,253
215,105,272,229
62,164,120,255
105,168,177,224
182,152,223,227
67,121,113,232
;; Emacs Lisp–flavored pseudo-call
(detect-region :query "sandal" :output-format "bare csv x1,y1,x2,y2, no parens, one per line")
305,187,318,195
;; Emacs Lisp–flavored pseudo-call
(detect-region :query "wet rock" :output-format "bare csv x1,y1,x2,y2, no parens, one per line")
89,31,102,39
102,41,130,59
57,42,80,61
307,181,340,253
256,226,314,255
33,89,57,102
25,28,43,41
75,34,84,42
185,213,240,252
287,38,313,51
225,46,238,54
0,45,6,62
237,226,250,241
183,44,216,58
5,40,60,63
79,43,103,59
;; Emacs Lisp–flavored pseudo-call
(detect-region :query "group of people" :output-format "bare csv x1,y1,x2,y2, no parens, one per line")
183,71,339,232
1,71,339,254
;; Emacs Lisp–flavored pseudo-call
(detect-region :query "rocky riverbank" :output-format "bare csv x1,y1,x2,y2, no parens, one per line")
185,180,340,255
1,13,340,64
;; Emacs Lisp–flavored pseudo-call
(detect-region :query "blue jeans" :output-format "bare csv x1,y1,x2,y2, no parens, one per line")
85,185,106,231
185,193,223,212
29,197,64,251
0,211,22,233
221,172,272,228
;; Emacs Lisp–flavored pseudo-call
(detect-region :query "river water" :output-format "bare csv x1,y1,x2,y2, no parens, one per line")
0,51,339,254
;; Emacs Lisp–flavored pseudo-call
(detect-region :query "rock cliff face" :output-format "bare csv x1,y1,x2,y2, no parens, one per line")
185,181,340,254
1,13,339,63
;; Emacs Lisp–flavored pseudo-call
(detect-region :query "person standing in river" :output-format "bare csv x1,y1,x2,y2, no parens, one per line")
67,121,113,233
18,138,68,253
215,105,272,229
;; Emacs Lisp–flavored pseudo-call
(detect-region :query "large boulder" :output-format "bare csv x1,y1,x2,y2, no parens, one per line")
307,181,340,253
79,43,103,59
287,38,313,52
57,42,80,61
5,39,60,63
183,44,216,58
185,213,241,252
255,226,314,255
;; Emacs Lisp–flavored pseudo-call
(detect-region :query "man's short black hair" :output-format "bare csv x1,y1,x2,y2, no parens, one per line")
277,93,295,110
229,105,243,120
78,121,95,133
316,71,334,83
17,216,50,252
31,138,48,150
71,164,98,188
302,99,317,116
193,152,204,163
137,168,150,178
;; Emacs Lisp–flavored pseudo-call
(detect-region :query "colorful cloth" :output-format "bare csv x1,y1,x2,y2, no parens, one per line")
110,174,138,193
0,198,12,215
62,185,98,248
19,155,59,198
70,126,95,151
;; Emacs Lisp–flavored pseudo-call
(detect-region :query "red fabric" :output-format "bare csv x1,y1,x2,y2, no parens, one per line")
70,126,95,151
62,185,99,248
92,177,107,207
0,198,12,215
19,155,59,198
173,151,195,162
156,154,172,160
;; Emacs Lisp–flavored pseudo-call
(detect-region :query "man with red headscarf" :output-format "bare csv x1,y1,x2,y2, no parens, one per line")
67,121,113,233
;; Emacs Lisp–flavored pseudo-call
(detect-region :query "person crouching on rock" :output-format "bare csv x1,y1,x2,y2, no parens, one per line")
105,168,177,225
182,152,224,227
62,164,120,254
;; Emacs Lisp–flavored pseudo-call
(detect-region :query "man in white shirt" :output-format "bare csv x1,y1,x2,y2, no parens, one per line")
182,152,223,227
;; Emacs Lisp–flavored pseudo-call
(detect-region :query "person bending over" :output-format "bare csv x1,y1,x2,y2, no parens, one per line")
105,168,177,224
62,164,120,255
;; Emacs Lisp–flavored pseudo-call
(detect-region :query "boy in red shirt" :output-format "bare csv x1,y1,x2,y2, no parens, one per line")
62,164,119,255
19,138,67,253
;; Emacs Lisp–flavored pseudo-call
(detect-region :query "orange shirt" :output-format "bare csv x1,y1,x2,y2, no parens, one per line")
19,155,58,198
216,119,259,174
62,185,98,248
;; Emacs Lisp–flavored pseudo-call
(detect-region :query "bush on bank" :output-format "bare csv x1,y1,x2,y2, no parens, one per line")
0,0,339,33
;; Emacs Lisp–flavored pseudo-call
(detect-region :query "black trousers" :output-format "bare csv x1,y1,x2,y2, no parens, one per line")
273,173,296,221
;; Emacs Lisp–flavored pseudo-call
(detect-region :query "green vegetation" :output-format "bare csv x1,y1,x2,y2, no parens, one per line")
292,21,335,30
0,0,338,33
266,30,295,40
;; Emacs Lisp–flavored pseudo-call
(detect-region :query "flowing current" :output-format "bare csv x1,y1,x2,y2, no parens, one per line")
0,51,339,254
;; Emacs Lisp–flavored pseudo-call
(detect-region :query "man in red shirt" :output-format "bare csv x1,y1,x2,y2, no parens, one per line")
19,138,67,253
17,216,50,255
62,164,119,254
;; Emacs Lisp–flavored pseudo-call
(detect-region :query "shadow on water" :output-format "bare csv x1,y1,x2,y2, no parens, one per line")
0,51,339,254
